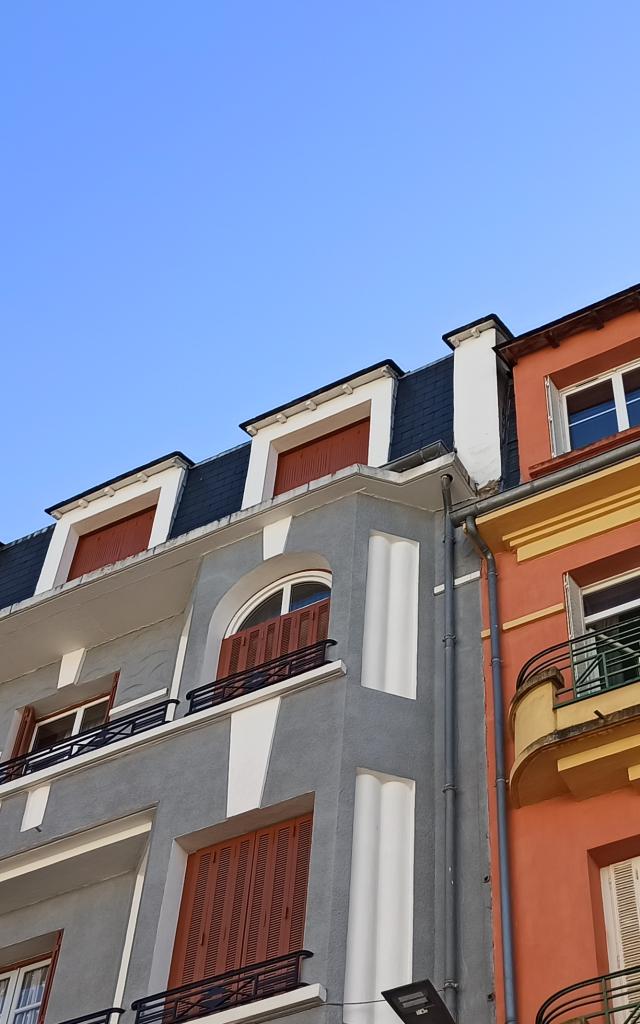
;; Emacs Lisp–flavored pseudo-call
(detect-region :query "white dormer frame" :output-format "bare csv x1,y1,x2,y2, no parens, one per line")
240,366,398,509
35,456,190,595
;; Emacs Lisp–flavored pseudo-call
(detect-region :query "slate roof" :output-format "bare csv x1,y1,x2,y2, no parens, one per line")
0,527,54,611
2,350,518,611
388,356,454,461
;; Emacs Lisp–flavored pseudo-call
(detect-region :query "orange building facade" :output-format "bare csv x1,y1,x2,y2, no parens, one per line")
472,286,640,1023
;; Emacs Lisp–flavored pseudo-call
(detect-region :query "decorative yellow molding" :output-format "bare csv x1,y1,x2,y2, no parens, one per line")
477,455,640,561
502,603,565,632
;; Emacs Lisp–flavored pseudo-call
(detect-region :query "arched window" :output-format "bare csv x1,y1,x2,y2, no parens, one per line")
218,572,331,679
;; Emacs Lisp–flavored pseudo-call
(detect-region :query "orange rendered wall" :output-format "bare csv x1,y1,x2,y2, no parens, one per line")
483,515,640,1024
511,309,640,479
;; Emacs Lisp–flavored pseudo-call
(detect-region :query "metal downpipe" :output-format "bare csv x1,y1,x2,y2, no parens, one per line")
441,474,458,1018
464,516,517,1024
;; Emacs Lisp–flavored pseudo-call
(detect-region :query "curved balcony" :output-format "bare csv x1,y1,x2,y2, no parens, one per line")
536,963,640,1023
510,615,640,805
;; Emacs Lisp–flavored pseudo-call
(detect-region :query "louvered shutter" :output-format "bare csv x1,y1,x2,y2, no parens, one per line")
68,506,156,581
169,836,257,988
274,419,370,496
242,814,313,964
11,706,36,759
602,859,640,973
217,601,331,679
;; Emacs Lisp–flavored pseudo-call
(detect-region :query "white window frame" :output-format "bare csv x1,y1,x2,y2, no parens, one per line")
555,357,640,454
226,571,332,637
0,959,51,1024
29,695,111,753
581,568,640,627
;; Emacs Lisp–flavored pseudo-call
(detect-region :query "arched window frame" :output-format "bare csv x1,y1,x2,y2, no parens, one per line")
225,570,332,638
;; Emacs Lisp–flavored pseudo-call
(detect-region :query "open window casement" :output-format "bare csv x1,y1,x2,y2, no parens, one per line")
601,858,640,1016
545,376,569,457
564,574,601,698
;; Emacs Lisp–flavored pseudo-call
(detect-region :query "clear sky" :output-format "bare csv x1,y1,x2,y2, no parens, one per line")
3,1,640,540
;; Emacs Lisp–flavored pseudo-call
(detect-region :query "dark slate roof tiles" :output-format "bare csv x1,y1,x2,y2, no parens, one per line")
0,527,54,611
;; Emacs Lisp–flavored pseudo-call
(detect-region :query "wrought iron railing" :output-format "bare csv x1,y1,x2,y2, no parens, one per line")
131,951,313,1024
55,1010,125,1024
0,700,179,785
517,614,640,705
536,963,640,1022
186,641,336,715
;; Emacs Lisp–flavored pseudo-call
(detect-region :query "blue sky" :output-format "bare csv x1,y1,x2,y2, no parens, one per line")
2,1,640,540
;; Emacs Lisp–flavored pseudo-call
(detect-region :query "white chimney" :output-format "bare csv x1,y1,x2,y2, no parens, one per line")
447,317,510,490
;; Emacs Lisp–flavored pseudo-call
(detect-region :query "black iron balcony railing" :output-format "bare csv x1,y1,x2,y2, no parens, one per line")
0,700,179,785
186,641,336,715
517,614,640,705
55,1010,125,1024
536,963,640,1023
131,951,313,1024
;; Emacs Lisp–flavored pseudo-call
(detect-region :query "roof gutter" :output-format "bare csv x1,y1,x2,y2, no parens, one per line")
451,436,640,527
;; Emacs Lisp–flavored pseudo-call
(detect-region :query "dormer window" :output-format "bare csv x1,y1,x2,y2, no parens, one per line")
240,362,400,508
547,361,640,455
67,505,156,581
273,418,370,496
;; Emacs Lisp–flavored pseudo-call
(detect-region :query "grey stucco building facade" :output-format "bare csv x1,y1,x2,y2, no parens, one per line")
0,341,513,1024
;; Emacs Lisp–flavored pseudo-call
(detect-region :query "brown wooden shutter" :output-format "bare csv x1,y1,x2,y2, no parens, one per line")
242,814,314,965
37,931,62,1024
67,506,156,581
169,835,257,988
274,419,370,496
216,600,331,680
170,814,313,988
11,706,36,759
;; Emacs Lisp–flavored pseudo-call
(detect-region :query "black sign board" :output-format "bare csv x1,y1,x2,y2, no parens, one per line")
381,980,455,1024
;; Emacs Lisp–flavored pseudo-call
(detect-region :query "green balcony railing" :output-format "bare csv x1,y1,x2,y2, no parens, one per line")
516,613,640,706
536,963,640,1023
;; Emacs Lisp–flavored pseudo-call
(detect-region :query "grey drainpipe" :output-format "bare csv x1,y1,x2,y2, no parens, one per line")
464,516,517,1024
440,474,458,1019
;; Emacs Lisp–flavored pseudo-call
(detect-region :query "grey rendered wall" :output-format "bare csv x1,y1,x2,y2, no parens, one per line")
0,491,493,1024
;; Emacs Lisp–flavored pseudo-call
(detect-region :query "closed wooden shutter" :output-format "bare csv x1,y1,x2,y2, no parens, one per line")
11,706,36,759
67,506,156,581
274,419,370,497
170,814,313,988
602,858,640,972
217,600,330,679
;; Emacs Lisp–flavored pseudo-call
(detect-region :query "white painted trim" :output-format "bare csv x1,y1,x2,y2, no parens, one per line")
0,813,153,883
148,841,188,992
109,689,168,718
242,372,395,508
178,984,326,1024
36,464,187,594
361,532,418,699
262,517,292,560
226,697,280,817
0,661,346,799
226,571,331,636
57,649,86,689
20,784,50,832
113,845,148,1007
166,604,193,720
452,321,505,487
433,570,481,595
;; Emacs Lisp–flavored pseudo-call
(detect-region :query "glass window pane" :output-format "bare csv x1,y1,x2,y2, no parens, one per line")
289,582,331,612
240,592,283,630
566,379,617,450
0,977,10,1014
31,714,76,753
624,367,640,429
16,966,48,1008
79,700,109,733
13,1010,41,1024
584,576,640,619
